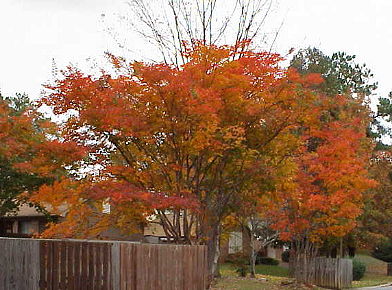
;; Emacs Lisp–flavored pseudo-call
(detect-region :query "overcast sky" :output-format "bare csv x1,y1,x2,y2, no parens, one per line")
1,0,391,101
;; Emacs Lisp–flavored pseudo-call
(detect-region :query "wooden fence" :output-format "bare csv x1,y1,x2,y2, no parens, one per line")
0,237,207,290
290,256,353,289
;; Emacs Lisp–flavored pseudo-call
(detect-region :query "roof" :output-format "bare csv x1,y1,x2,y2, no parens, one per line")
3,203,66,218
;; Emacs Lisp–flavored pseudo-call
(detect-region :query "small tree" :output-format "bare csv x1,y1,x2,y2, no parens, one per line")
246,215,279,277
0,93,79,218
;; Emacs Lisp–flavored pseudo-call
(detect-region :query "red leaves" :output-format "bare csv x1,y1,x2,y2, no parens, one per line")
269,97,375,242
32,42,373,242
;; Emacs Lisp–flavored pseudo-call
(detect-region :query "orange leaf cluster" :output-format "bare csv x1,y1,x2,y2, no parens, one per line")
31,43,372,243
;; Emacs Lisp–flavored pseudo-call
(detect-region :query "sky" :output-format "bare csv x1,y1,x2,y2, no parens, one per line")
0,0,391,101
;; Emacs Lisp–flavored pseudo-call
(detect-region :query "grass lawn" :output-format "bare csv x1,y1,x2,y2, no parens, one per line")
351,273,392,288
219,263,290,278
213,263,307,290
354,251,388,275
214,262,392,289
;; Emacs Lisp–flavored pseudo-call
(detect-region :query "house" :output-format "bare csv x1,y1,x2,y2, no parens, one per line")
0,205,285,262
0,204,60,238
219,228,285,262
0,205,179,242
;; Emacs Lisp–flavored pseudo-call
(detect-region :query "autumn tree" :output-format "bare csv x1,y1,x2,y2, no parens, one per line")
289,47,381,253
268,93,375,282
292,48,392,252
357,151,392,245
0,93,52,217
33,42,325,278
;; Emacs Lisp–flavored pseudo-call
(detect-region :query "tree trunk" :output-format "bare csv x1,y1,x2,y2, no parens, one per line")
204,223,221,283
249,232,256,278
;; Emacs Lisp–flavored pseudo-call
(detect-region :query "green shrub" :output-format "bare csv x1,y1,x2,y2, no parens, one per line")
352,259,366,281
226,253,248,264
256,256,279,265
372,239,392,263
281,250,290,263
235,265,248,277
226,253,249,277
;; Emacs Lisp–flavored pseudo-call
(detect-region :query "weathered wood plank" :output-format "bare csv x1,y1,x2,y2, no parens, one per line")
102,243,109,290
74,242,81,289
66,242,74,290
59,242,66,290
96,243,102,290
86,243,93,290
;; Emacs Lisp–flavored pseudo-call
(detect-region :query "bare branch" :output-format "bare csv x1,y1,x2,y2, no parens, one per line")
117,0,278,66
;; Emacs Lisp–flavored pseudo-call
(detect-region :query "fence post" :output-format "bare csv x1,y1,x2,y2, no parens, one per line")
111,242,120,290
388,263,392,276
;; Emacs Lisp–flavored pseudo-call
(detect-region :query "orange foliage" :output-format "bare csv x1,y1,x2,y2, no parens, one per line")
0,99,83,178
270,96,376,243
33,42,364,245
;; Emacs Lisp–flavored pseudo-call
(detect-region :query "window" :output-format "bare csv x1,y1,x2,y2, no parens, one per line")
19,221,34,235
18,221,39,235
102,198,111,214
228,232,243,254
4,221,13,233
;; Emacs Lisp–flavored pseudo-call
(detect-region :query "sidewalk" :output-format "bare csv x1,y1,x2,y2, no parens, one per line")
354,283,392,289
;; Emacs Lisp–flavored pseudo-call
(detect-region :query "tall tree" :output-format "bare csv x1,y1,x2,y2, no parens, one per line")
269,95,375,284
290,48,377,97
357,151,392,245
289,47,381,252
33,43,324,278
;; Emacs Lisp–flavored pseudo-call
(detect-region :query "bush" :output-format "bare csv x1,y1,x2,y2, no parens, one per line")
281,250,290,263
372,239,392,263
235,265,248,277
226,253,249,277
226,253,248,265
256,256,279,265
352,259,366,281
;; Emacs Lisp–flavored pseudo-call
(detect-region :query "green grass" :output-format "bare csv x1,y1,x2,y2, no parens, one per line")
354,253,388,275
215,260,392,289
255,264,290,277
349,252,391,288
213,263,297,290
219,263,290,278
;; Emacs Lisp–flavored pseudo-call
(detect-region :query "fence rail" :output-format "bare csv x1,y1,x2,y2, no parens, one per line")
290,256,353,289
0,237,207,290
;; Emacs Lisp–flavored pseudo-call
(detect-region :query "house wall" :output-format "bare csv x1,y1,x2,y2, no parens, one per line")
266,245,284,260
218,229,284,263
219,227,252,263
0,217,48,238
